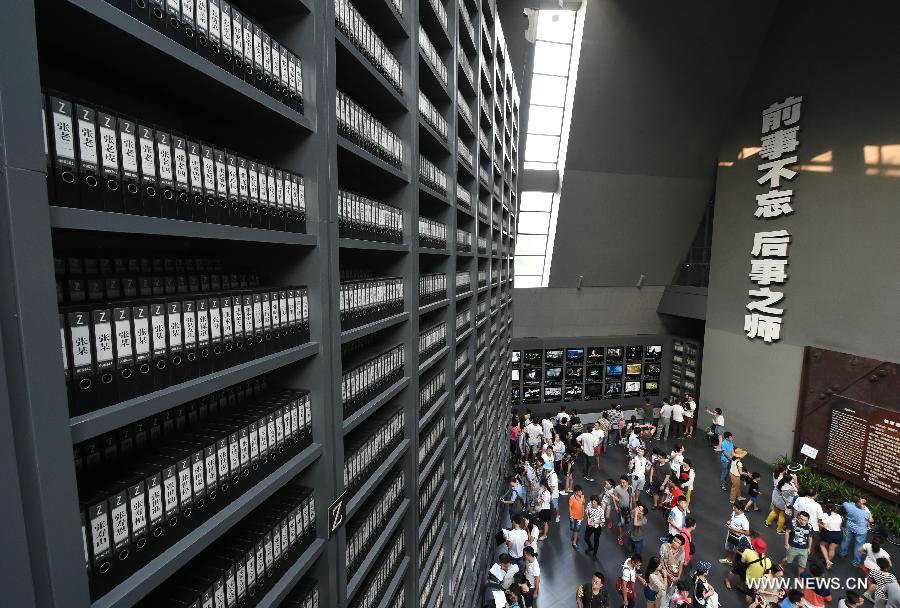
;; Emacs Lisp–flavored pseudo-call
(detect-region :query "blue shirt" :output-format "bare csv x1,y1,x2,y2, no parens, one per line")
843,501,871,533
781,598,797,608
721,439,734,464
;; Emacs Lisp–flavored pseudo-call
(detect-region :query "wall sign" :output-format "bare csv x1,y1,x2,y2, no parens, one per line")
744,96,802,343
328,489,347,538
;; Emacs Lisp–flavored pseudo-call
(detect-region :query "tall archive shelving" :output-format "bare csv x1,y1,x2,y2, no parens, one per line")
0,0,519,606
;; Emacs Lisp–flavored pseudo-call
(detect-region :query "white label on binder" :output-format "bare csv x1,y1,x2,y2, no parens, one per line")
119,125,138,173
130,491,147,532
138,131,156,177
94,314,113,364
168,309,182,347
77,116,97,164
110,499,129,545
70,322,91,368
148,482,163,522
99,122,118,170
52,105,75,160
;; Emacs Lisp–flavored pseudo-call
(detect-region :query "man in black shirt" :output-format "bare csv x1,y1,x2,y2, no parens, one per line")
576,571,609,608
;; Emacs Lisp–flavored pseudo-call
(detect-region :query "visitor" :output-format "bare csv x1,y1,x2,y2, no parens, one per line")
659,534,686,583
744,471,762,512
729,448,748,504
669,580,692,608
644,556,667,608
629,447,650,507
668,495,687,540
602,479,617,530
594,421,606,473
569,485,586,548
668,444,685,480
800,562,833,608
525,417,543,458
683,394,696,438
642,398,655,426
741,537,773,592
706,407,725,449
656,399,672,441
678,459,695,510
781,510,814,575
547,461,561,523
583,494,605,560
576,426,600,482
613,476,634,546
650,450,671,511
627,503,648,557
487,553,519,591
692,561,717,608
818,503,843,569
766,472,798,535
597,412,612,453
576,571,608,608
541,414,554,444
537,478,552,541
510,418,521,460
838,591,865,608
562,451,575,495
792,488,824,533
552,432,566,481
721,499,751,565
499,475,525,528
781,589,805,608
869,558,897,608
671,399,685,439
609,405,624,449
620,554,643,608
523,546,541,605
503,515,529,569
838,495,874,567
680,517,697,566
719,432,735,491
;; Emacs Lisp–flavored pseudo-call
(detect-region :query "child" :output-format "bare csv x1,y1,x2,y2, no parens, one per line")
744,471,762,512
569,486,586,547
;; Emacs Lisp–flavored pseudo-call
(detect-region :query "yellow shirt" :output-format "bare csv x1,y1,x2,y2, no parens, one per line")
741,549,772,584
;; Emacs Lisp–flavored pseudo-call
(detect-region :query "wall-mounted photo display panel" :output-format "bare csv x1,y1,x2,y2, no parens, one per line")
624,380,642,397
585,383,604,400
586,347,604,364
565,348,585,364
604,381,622,397
543,385,562,402
512,350,522,365
544,349,563,365
585,365,603,383
523,349,542,367
645,362,661,377
605,363,623,378
645,345,662,361
643,380,660,396
544,366,562,381
564,384,583,402
565,366,584,381
523,386,542,403
625,346,643,362
605,347,624,362
511,369,521,382
511,386,521,401
625,363,642,377
523,368,541,384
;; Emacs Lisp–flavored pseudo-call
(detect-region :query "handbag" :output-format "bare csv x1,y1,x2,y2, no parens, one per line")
616,577,636,601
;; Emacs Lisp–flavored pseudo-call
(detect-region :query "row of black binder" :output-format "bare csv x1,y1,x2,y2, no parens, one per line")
62,286,310,415
55,252,260,305
418,154,447,195
418,504,443,570
456,229,472,252
348,532,404,608
457,135,474,169
417,415,445,467
337,189,403,244
477,236,487,253
420,550,444,608
418,321,446,362
338,277,404,331
455,308,471,333
419,273,447,307
281,577,320,608
340,344,404,417
74,376,270,475
418,90,447,141
103,0,304,110
418,460,444,518
46,93,306,230
80,388,312,599
345,468,404,578
334,0,403,94
417,217,447,250
142,482,316,607
477,269,487,287
343,407,405,496
418,26,447,87
418,369,445,416
456,273,472,297
454,348,469,373
456,183,473,211
336,90,404,168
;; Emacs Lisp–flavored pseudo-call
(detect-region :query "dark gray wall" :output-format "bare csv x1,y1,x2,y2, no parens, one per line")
548,0,778,287
701,1,900,462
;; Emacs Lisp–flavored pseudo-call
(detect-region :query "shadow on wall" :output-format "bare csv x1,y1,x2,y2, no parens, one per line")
718,144,900,176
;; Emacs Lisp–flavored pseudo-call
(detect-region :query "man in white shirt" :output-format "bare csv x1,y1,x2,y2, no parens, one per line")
523,547,541,602
555,406,571,427
792,489,825,532
671,400,685,438
525,420,543,457
684,395,697,438
629,447,650,505
541,415,554,443
668,495,687,537
656,399,673,440
577,430,599,482
503,515,529,568
547,467,561,522
487,554,519,590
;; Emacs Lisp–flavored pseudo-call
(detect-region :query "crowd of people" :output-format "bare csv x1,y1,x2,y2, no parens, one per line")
484,399,898,608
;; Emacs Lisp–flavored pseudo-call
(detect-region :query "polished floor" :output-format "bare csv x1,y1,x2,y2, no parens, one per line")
494,431,866,608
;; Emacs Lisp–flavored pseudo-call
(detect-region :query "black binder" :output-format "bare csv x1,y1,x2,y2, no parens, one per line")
112,306,137,402
137,124,161,216
225,153,240,226
214,149,229,224
207,0,222,68
150,300,170,390
248,161,262,228
221,295,235,368
66,309,97,415
219,1,234,73
131,304,153,396
97,110,123,212
47,94,79,207
172,134,191,220
74,102,102,210
208,296,224,371
236,156,250,227
124,476,149,555
196,298,212,376
166,300,186,385
85,492,113,592
91,307,115,409
181,298,199,380
179,0,196,48
194,0,210,59
147,0,166,32
117,116,143,215
189,141,207,222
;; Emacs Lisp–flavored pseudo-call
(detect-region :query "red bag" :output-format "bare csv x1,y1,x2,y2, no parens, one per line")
615,578,636,602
